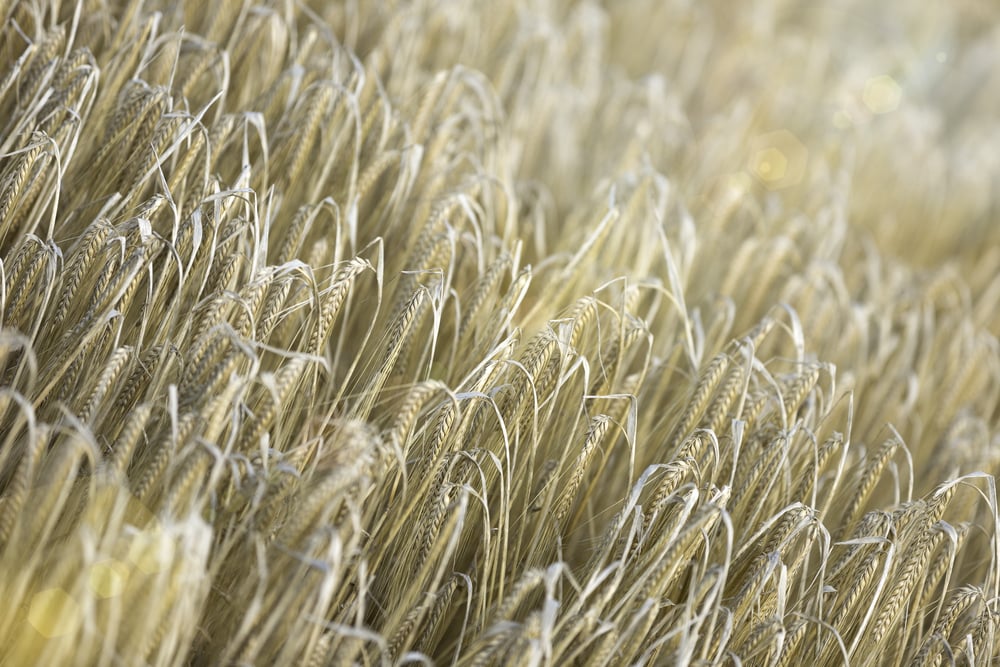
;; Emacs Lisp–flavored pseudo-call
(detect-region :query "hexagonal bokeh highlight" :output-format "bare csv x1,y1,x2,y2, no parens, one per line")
832,110,853,129
89,560,130,599
28,588,80,638
752,147,787,182
128,528,172,574
862,75,902,114
748,130,808,190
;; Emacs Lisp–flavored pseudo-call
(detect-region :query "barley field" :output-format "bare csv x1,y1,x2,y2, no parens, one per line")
1,0,999,665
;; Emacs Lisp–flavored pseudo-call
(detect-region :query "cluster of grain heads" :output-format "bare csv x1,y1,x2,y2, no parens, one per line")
1,0,1000,665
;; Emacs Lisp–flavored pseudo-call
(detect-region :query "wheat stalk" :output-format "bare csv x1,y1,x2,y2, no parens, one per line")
1,1,999,665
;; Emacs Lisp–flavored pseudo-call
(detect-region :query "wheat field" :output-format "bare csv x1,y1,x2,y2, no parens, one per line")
1,0,999,665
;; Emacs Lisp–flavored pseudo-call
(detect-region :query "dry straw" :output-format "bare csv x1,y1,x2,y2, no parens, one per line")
1,0,999,665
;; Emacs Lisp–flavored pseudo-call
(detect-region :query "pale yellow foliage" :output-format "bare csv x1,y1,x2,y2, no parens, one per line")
0,0,999,665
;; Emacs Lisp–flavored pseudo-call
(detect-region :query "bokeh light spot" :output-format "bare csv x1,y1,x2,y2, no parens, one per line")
749,130,807,189
863,75,902,114
832,110,852,129
89,560,130,598
28,588,79,638
753,148,787,181
128,529,172,574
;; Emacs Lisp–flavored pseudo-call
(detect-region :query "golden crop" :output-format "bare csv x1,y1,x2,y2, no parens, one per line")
0,0,998,664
